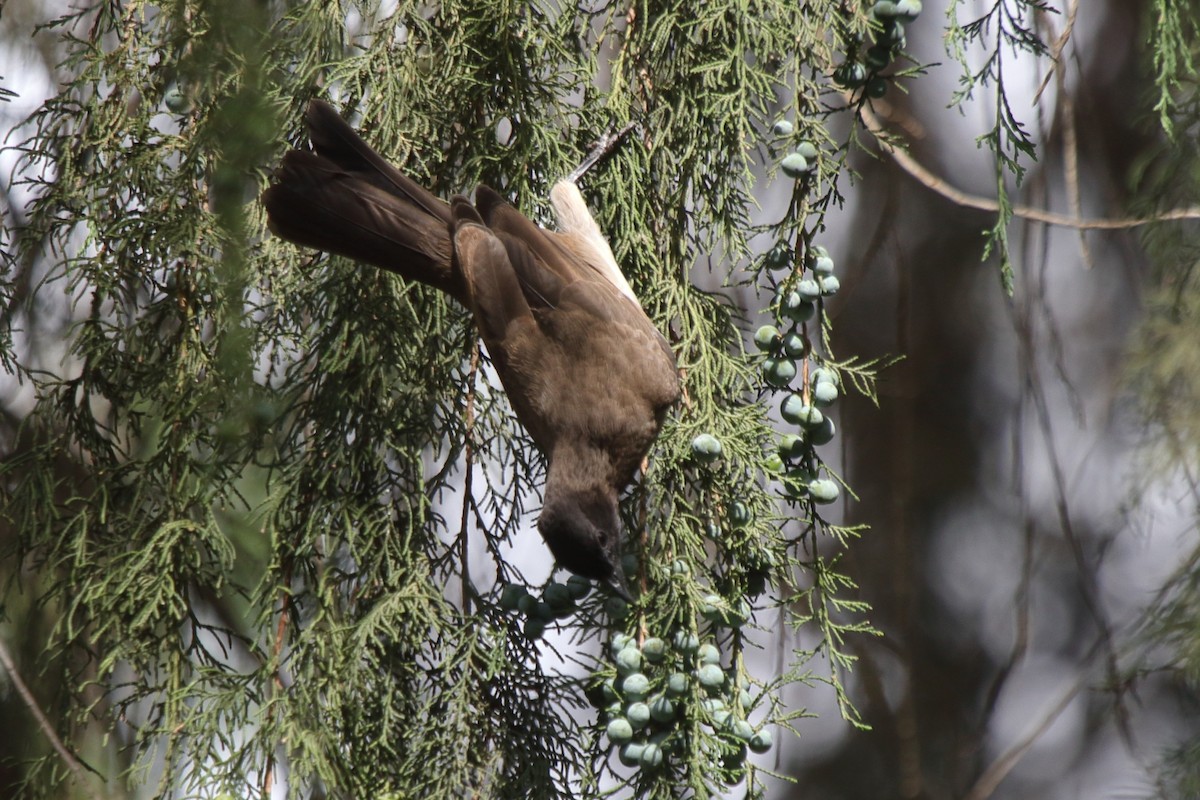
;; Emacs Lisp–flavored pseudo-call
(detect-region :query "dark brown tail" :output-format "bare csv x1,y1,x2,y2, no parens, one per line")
262,100,466,302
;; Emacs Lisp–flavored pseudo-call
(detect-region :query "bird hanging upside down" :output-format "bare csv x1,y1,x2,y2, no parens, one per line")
262,100,680,589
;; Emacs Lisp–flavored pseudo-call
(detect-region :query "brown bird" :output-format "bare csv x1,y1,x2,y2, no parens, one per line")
262,100,680,587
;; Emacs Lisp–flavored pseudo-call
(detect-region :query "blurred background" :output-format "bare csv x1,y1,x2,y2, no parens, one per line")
2,1,1197,798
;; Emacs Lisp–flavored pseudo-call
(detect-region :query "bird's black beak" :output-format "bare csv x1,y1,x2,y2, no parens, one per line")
607,567,635,603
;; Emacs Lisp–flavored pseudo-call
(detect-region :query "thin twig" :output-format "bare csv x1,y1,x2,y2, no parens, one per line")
460,340,481,615
0,636,103,800
263,561,293,799
858,103,1200,230
1033,0,1079,104
962,672,1088,800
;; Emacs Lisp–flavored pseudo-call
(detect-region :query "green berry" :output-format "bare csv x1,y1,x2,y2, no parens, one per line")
615,646,643,675
780,393,807,424
813,255,835,275
618,741,645,766
732,719,755,741
796,407,825,431
164,86,192,113
691,433,723,462
499,583,528,611
780,152,810,178
810,367,836,386
566,574,592,599
639,742,664,769
780,291,816,324
666,672,690,696
524,617,546,639
797,140,819,160
753,324,781,352
771,119,794,136
697,642,721,665
621,672,650,700
671,558,691,577
533,601,556,621
749,728,774,754
762,357,797,388
762,453,785,473
607,717,634,743
517,594,538,615
872,1,899,19
866,77,888,99
649,695,676,722
808,478,840,504
812,380,839,406
673,630,700,655
808,416,836,446
605,596,629,620
586,676,617,708
543,582,574,613
894,0,922,22
834,62,867,88
728,501,751,527
739,689,755,711
797,278,821,301
820,275,841,295
627,701,651,729
781,331,807,358
778,433,804,459
764,243,791,271
610,633,634,658
700,594,728,623
696,663,725,688
642,637,667,663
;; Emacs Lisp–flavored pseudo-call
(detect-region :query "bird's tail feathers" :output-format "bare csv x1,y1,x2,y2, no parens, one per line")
263,101,465,301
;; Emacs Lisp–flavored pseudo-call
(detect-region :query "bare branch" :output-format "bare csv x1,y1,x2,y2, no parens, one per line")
858,102,1200,231
0,636,103,800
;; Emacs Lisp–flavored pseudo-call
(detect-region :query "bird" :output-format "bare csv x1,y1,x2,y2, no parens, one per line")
261,100,680,588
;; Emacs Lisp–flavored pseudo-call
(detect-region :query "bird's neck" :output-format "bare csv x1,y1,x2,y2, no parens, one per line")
546,440,621,499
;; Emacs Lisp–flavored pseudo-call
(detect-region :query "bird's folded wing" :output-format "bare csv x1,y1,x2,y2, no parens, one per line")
472,186,603,292
452,219,535,350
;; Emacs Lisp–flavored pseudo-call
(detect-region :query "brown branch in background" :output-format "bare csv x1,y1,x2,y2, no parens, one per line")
857,102,1200,230
1033,0,1079,104
0,637,103,800
459,341,482,615
963,674,1087,800
1036,0,1092,267
262,561,293,800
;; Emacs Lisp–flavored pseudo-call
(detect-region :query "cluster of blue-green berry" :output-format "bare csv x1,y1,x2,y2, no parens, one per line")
593,617,773,777
755,238,842,505
833,0,922,99
499,575,602,639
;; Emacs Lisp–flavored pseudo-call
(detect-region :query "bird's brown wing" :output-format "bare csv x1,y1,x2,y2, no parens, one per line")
472,185,607,296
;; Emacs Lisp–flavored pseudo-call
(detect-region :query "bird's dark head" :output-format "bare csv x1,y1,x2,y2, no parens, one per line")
537,487,621,582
